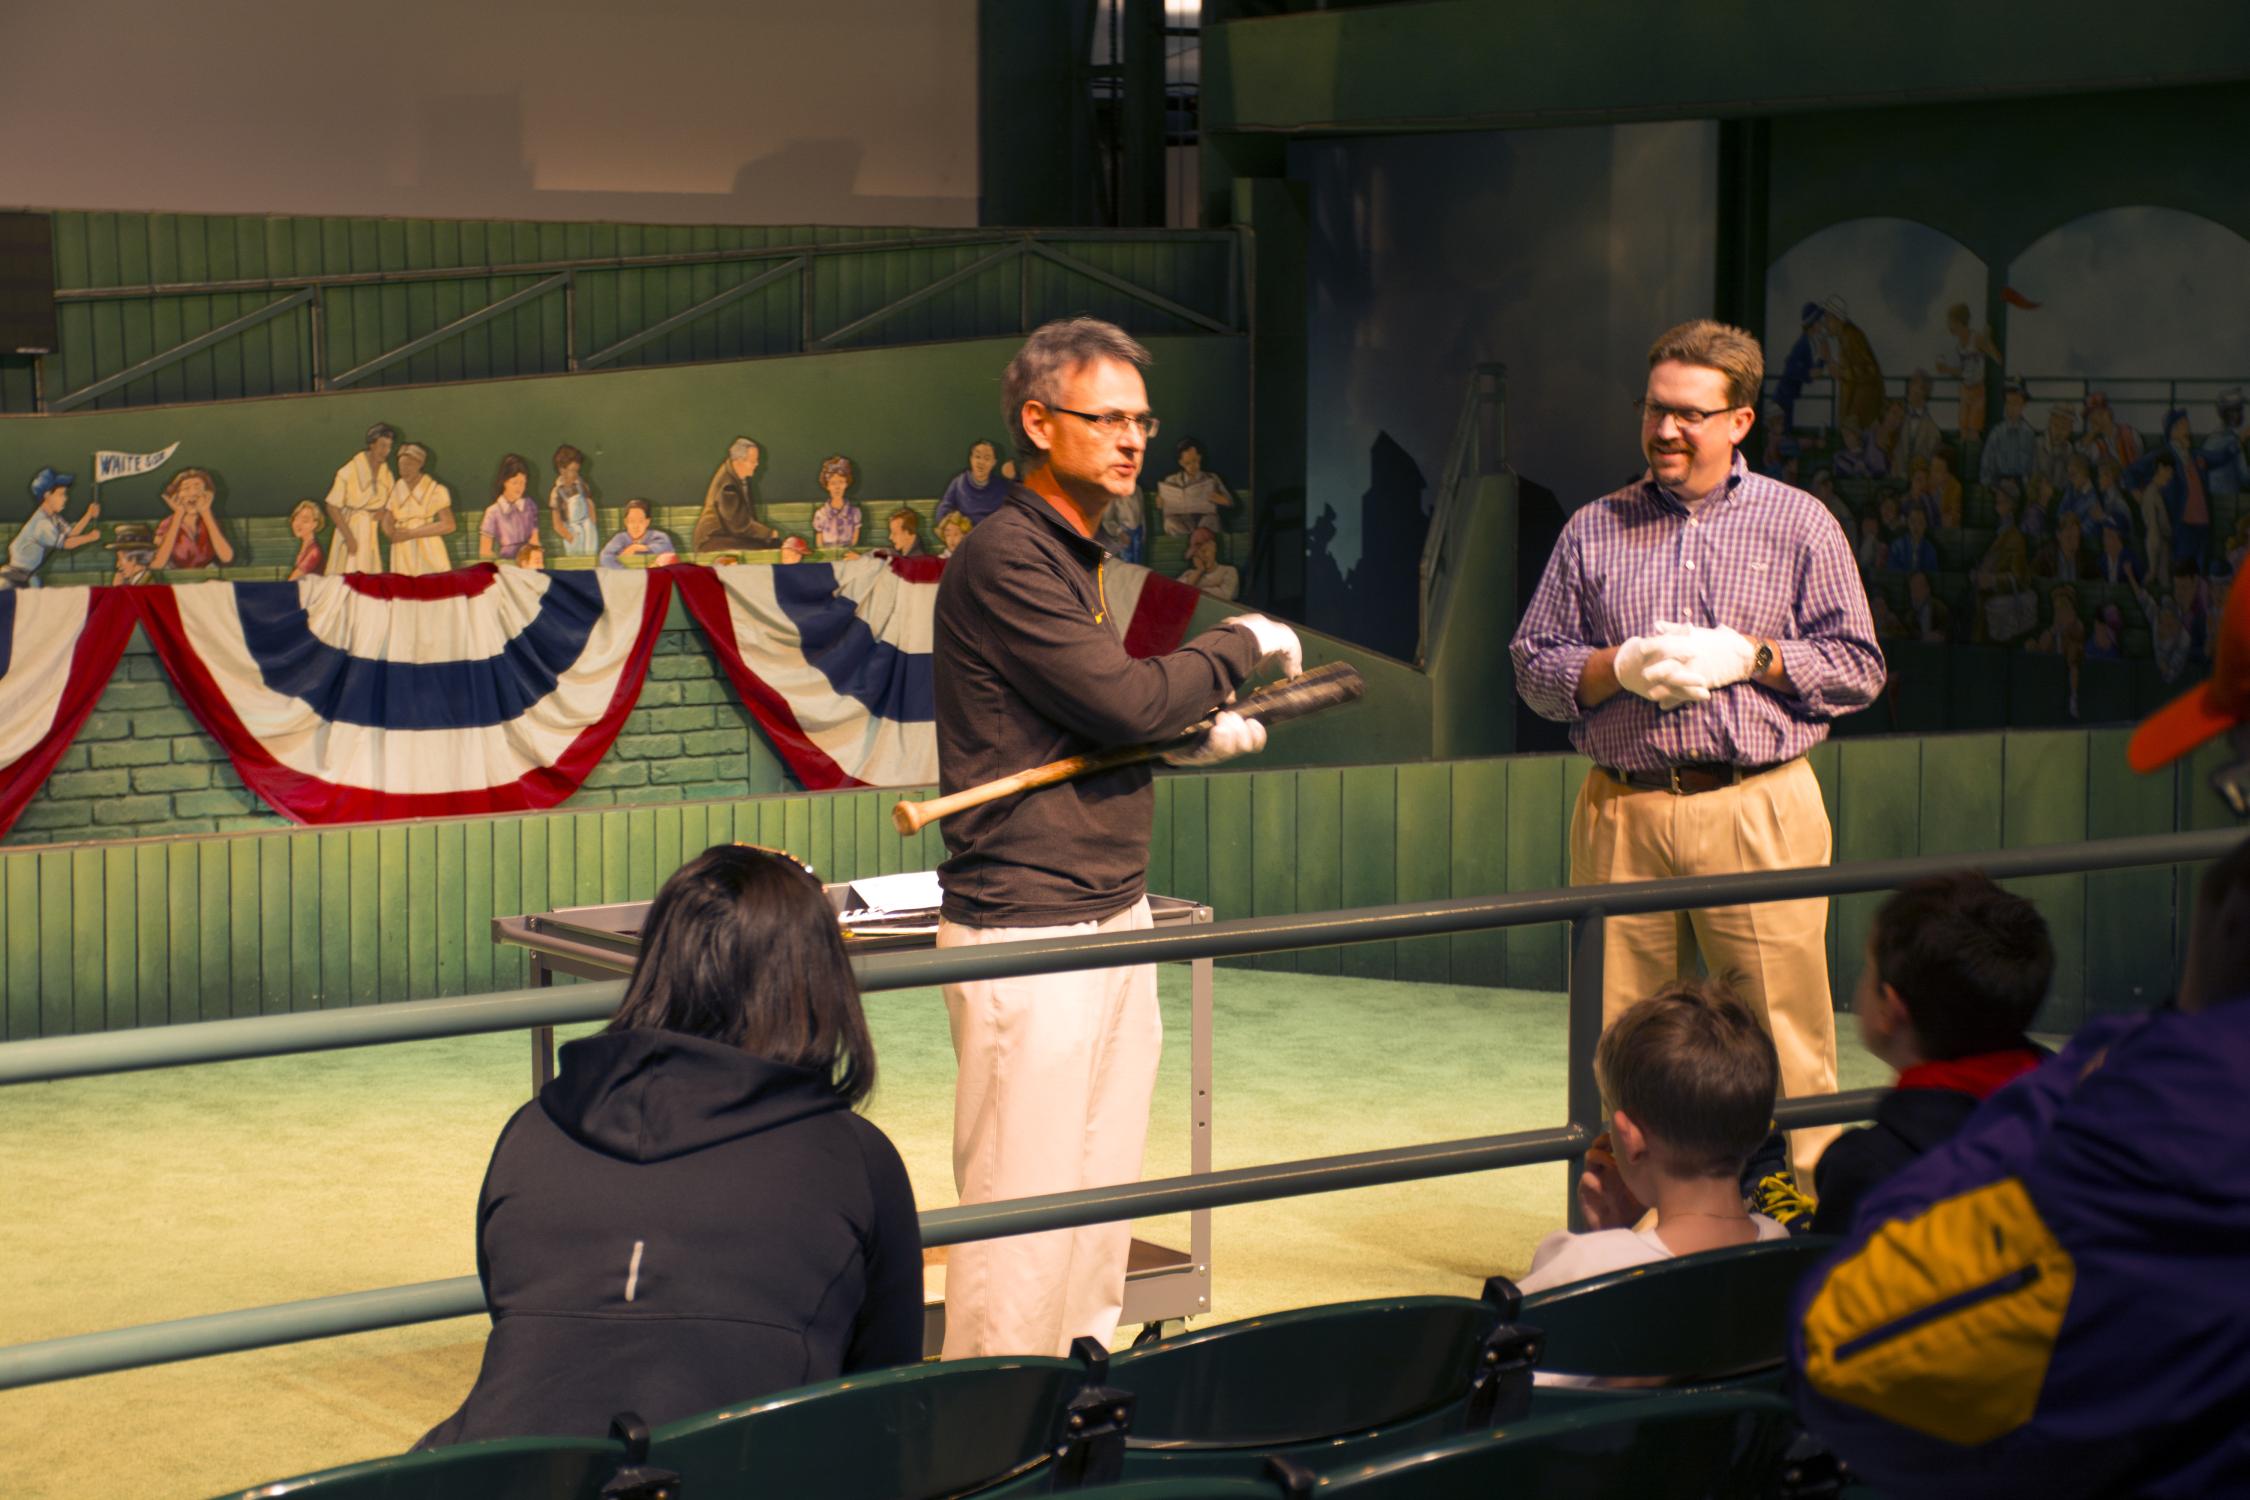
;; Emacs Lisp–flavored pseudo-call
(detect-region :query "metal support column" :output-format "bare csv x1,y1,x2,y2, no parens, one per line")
1564,910,1607,1231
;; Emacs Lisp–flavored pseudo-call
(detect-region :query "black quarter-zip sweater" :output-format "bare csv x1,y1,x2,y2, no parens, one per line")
933,484,1259,926
416,1028,922,1446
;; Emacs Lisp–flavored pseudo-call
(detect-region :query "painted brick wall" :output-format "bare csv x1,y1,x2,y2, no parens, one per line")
3,628,799,848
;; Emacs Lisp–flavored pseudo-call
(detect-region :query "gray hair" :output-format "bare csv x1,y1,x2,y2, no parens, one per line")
728,436,761,462
396,441,429,464
365,422,397,448
1002,318,1152,459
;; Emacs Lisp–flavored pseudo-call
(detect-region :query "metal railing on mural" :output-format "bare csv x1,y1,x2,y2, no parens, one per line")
1416,361,1507,668
0,823,2235,1393
40,229,1246,413
1763,372,2250,440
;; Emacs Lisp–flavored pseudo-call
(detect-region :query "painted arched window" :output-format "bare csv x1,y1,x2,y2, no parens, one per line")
2004,207,2250,447
1764,218,1987,436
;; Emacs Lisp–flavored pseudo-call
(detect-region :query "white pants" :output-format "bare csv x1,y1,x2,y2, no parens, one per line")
938,897,1160,1358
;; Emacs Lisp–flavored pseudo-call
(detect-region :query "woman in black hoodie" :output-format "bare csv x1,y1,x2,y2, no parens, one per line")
418,844,923,1447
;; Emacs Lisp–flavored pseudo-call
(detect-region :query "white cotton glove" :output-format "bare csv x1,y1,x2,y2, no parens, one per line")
1226,614,1304,680
1162,709,1269,766
1615,630,1713,711
1646,620,1761,691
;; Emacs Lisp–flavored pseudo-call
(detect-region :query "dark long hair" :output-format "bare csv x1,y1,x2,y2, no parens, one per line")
608,845,876,1104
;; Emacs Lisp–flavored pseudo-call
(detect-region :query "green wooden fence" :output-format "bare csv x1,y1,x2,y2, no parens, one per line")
0,214,1241,414
0,727,2231,1044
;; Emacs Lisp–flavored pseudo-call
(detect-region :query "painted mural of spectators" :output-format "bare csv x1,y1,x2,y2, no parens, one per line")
2204,386,2248,497
1980,380,2038,488
1934,302,2000,436
480,455,539,562
1928,452,1965,527
934,439,1012,528
813,456,862,550
153,467,234,571
2095,520,2141,586
383,443,457,577
1177,524,1240,601
1834,420,1888,480
1775,302,1822,430
2034,404,2079,495
323,423,394,576
1156,437,1233,537
598,500,680,569
2128,409,2218,574
1888,507,1939,575
2036,513,2091,582
1818,298,1886,431
2077,391,2142,472
1874,401,1910,478
1906,570,1952,644
2137,454,2176,589
1895,371,1942,471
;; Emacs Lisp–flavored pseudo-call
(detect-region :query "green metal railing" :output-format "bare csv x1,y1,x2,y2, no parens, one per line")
0,824,2235,1391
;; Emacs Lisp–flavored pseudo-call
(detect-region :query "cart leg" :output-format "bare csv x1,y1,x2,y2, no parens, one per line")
1190,919,1214,1319
530,963,556,1096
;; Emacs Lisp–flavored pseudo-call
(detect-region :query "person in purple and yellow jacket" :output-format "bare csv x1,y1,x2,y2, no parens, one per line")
1793,573,2250,1499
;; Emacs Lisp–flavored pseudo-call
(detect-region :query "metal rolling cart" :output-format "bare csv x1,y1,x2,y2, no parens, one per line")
493,887,1216,1353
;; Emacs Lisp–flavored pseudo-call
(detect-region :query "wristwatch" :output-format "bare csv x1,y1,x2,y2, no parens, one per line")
1753,639,1776,678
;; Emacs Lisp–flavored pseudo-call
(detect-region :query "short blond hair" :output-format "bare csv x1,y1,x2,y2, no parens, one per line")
1647,320,1764,412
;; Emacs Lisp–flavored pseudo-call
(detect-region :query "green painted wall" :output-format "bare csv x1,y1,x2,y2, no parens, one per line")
0,335,1248,524
0,214,1240,415
0,728,2228,1041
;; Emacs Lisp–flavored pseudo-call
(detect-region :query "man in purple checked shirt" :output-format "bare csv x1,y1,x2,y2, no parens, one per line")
1510,319,1884,1186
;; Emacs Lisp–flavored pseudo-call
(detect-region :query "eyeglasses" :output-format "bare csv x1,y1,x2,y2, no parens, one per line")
1634,399,1744,433
1048,406,1161,440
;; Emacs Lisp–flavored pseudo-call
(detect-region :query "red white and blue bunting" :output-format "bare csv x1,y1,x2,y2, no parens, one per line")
672,554,1203,790
132,566,671,823
0,588,137,839
0,557,1213,832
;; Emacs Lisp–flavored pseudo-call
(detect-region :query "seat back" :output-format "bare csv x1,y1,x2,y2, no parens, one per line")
1110,1296,1503,1451
646,1355,1086,1499
211,1436,624,1500
1516,1236,1837,1382
1315,1390,1803,1499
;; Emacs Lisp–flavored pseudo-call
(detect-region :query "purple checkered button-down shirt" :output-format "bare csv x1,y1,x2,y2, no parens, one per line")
1509,451,1884,772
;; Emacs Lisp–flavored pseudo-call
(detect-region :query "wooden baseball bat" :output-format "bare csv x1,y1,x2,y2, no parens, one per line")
892,662,1366,836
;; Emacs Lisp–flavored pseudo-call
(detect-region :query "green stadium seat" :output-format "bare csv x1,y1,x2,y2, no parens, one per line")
207,1435,631,1500
1503,1237,1839,1393
1268,1390,1810,1499
1104,1291,1531,1480
647,1352,1111,1498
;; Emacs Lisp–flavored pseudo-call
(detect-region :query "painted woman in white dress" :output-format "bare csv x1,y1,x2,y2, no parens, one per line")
381,443,457,576
323,422,396,575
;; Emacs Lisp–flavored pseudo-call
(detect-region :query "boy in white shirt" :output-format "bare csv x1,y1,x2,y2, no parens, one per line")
1516,978,1788,1296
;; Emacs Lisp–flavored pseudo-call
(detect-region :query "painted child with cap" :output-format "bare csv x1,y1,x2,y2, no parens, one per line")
6,468,102,588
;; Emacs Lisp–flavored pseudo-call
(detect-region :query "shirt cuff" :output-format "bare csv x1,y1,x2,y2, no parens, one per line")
1524,645,1594,723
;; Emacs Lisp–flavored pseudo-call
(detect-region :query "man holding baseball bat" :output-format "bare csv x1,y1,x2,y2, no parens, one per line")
931,317,1301,1358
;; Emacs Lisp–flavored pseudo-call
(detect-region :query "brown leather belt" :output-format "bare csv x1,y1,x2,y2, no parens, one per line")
1596,760,1778,795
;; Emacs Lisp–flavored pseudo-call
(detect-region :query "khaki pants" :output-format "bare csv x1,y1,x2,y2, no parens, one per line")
1568,759,1841,1177
938,897,1160,1358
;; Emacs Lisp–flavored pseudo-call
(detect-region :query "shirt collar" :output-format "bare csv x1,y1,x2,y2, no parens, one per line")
1009,477,1112,561
1642,450,1749,515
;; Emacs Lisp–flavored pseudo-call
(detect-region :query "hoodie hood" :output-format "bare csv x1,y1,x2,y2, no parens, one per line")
539,1028,847,1163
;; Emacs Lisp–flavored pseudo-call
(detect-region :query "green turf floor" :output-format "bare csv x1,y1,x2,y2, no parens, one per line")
0,970,1891,1499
